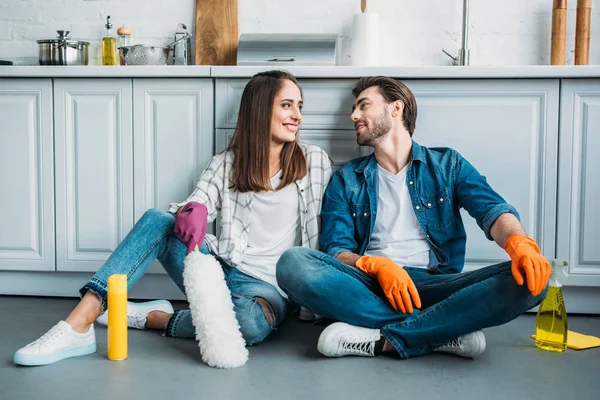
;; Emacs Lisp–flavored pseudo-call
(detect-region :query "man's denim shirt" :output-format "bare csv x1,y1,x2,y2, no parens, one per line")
320,141,519,273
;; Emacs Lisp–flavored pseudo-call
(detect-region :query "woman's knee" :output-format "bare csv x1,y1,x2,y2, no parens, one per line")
140,208,175,229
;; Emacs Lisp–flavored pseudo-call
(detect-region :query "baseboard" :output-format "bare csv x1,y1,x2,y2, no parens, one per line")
0,271,187,301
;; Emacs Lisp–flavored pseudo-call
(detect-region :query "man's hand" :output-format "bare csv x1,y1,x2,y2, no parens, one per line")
173,202,208,254
355,255,421,314
504,233,551,296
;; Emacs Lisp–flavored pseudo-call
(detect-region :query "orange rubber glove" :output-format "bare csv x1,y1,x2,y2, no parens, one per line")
355,255,422,314
504,233,551,296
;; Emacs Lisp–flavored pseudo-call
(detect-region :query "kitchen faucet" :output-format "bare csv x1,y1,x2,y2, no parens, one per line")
443,0,470,66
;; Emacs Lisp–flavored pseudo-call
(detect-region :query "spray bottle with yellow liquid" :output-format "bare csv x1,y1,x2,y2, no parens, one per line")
535,260,568,352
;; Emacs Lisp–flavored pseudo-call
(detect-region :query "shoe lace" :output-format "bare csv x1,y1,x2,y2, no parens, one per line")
127,313,146,329
32,325,65,347
342,337,375,356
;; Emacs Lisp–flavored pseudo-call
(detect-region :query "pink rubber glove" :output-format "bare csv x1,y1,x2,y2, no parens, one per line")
173,202,208,254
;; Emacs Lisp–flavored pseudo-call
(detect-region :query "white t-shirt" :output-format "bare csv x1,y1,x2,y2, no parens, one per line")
237,171,301,297
365,163,431,269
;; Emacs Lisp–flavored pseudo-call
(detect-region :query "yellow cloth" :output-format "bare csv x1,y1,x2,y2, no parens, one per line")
531,331,600,350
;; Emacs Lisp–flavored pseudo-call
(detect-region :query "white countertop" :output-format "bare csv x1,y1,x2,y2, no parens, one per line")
1,65,599,78
0,66,211,78
211,65,600,78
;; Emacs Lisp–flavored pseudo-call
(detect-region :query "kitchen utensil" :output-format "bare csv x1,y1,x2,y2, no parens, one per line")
575,0,592,65
172,23,192,65
118,44,170,65
37,30,90,66
195,0,238,65
551,0,567,65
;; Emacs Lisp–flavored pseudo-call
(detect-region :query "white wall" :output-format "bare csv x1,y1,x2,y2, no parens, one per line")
0,0,598,66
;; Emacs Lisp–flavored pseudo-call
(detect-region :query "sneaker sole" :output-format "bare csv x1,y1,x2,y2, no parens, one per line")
13,343,97,366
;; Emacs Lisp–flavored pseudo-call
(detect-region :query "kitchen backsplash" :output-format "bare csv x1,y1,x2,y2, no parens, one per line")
0,0,598,66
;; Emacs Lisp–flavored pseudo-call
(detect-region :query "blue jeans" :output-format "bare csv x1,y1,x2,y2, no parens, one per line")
81,209,287,345
276,247,546,358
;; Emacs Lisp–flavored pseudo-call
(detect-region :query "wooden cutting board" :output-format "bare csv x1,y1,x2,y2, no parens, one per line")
195,0,238,65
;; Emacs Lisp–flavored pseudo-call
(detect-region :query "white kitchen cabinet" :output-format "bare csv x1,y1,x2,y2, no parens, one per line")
54,79,134,272
408,79,560,271
133,79,214,216
133,79,214,273
556,79,600,287
0,79,55,271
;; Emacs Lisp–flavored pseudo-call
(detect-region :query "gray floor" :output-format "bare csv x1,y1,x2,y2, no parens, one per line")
1,296,599,400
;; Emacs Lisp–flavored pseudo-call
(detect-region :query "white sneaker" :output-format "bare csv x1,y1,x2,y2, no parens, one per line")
96,300,174,330
13,321,96,366
434,330,486,358
317,322,381,357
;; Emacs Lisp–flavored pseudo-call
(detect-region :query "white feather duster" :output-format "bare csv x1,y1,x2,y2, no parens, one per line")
183,250,248,368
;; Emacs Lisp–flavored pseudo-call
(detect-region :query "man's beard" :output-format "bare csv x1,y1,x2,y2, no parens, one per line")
357,107,392,147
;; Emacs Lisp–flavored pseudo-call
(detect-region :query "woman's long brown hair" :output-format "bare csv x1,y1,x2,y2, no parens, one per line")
228,70,307,192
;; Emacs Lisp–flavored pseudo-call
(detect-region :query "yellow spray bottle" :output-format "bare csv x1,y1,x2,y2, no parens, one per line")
107,274,128,360
535,260,568,352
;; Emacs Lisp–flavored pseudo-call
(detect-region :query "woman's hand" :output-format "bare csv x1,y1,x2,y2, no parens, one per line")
173,202,209,254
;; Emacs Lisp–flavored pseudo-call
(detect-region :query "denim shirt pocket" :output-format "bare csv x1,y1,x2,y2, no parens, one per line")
421,188,452,230
351,204,371,238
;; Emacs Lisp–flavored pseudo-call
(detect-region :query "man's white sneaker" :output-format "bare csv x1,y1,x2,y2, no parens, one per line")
317,322,381,357
434,330,486,358
13,321,96,366
96,300,174,330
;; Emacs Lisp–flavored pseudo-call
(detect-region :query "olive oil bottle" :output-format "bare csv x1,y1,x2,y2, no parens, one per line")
102,16,117,66
535,260,568,352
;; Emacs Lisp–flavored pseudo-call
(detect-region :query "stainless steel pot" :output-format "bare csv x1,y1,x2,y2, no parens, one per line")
37,30,89,66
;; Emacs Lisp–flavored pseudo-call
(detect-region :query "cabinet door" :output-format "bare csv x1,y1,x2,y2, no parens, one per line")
406,79,559,271
133,79,214,272
54,79,134,272
0,79,55,271
556,79,600,286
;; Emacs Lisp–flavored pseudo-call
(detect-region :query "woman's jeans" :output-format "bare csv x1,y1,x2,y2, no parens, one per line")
276,247,546,358
81,209,287,346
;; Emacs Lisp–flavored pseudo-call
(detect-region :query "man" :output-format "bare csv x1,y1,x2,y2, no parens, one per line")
276,76,550,359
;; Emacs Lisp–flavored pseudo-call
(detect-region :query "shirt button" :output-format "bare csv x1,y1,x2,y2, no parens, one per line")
440,198,444,202
409,181,414,185
427,203,432,207
415,206,420,210
363,212,368,217
352,213,357,217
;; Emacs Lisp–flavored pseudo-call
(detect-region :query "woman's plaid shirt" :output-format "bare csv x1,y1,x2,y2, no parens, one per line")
169,143,333,266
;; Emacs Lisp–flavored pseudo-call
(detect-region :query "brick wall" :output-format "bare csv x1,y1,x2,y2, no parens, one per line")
0,0,597,66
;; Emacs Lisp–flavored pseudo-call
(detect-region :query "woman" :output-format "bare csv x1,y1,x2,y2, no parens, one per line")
14,70,332,366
